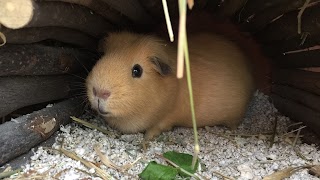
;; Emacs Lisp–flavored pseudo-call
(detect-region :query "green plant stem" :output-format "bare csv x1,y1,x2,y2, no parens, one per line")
184,34,199,170
0,168,22,179
70,116,112,135
156,154,200,180
178,0,199,169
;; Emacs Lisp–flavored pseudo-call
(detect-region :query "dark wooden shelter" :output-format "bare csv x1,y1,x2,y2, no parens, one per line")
0,0,320,166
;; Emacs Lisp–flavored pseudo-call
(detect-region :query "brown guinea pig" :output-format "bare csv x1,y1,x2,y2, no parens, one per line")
86,31,255,140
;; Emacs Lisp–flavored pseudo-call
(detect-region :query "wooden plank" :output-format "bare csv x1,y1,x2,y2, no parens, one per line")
239,0,291,22
256,4,320,42
30,1,114,37
262,36,319,57
271,94,320,137
138,0,179,22
272,68,320,96
273,50,320,68
0,75,84,117
0,97,85,166
0,0,34,29
139,0,210,22
272,84,320,112
0,1,113,38
244,0,320,33
45,0,132,26
2,27,98,51
0,44,95,76
99,0,153,25
217,0,248,17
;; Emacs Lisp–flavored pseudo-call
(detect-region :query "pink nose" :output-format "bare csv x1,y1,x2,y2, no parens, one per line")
93,87,111,100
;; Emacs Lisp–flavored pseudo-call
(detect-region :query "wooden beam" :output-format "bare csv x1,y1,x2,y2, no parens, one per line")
0,1,113,38
99,0,153,25
0,97,85,166
262,36,319,57
272,84,320,112
45,0,132,27
271,94,320,137
0,75,85,117
239,0,291,23
138,0,210,22
272,68,320,96
244,0,320,33
0,44,96,76
217,0,248,17
0,0,34,29
138,0,179,22
31,1,114,37
273,50,320,68
2,27,98,51
256,4,320,42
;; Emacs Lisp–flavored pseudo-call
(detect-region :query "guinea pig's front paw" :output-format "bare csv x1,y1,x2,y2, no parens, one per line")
144,127,162,141
141,128,162,151
142,123,173,150
144,121,174,141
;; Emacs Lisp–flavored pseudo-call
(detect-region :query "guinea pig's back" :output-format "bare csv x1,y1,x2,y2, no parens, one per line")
185,33,254,127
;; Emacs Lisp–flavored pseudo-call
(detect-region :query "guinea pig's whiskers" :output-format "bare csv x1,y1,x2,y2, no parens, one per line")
70,94,87,99
84,104,92,111
70,81,86,85
70,84,86,88
70,88,87,96
70,89,87,92
69,53,91,75
70,88,87,92
69,81,87,91
71,83,86,86
68,73,87,81
72,92,88,97
74,100,89,111
84,103,90,111
80,98,89,108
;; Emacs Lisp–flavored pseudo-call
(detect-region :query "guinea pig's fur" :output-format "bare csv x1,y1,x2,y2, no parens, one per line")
86,31,255,140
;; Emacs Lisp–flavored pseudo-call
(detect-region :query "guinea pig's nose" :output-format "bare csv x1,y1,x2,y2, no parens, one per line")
93,87,111,100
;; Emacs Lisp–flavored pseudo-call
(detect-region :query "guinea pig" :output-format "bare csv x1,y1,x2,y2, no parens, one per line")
86,31,255,140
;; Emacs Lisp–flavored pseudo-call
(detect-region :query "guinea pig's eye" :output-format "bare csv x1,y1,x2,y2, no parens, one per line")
132,64,143,78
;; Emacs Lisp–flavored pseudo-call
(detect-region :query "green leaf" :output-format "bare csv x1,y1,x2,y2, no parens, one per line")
139,161,178,180
163,151,199,177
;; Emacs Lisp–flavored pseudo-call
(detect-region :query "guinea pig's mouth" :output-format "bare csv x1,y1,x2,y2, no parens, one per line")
97,100,109,115
98,108,109,115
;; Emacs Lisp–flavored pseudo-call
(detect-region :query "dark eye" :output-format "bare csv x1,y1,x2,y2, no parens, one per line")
132,64,143,78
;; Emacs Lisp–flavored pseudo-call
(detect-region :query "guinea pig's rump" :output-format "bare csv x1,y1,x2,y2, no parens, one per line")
182,33,255,128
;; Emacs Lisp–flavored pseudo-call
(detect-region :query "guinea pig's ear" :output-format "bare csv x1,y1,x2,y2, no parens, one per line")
149,56,172,76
